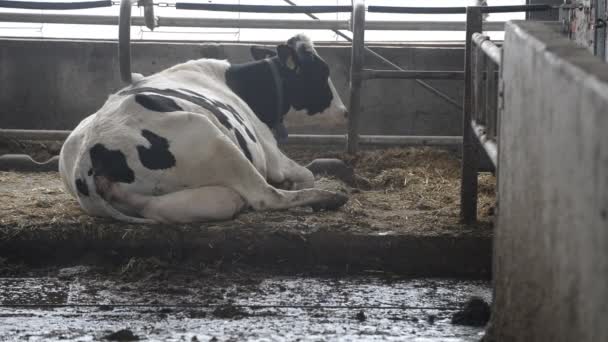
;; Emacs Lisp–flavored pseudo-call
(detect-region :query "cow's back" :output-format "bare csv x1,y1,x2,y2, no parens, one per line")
61,58,270,209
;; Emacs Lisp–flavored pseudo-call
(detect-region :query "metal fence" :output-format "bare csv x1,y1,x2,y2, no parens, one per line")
460,7,502,224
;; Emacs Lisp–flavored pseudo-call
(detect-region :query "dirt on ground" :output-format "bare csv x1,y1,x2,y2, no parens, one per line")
0,142,494,275
0,142,495,237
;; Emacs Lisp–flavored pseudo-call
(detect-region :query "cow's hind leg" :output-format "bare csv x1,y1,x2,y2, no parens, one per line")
100,180,246,223
208,139,349,212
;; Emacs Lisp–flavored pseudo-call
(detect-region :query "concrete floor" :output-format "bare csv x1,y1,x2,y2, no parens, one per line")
0,267,490,341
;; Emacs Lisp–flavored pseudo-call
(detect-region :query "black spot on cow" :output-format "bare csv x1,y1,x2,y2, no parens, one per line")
136,129,176,170
89,144,135,184
234,129,252,163
135,93,183,112
244,127,257,142
120,87,233,130
75,178,89,196
87,168,93,176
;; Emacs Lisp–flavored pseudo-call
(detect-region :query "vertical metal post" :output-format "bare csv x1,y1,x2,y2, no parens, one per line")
119,0,134,83
595,0,607,61
347,0,366,154
140,0,157,31
461,6,483,223
486,61,498,138
475,48,486,125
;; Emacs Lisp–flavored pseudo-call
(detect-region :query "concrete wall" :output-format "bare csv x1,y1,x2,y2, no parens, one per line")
490,21,608,341
0,38,464,135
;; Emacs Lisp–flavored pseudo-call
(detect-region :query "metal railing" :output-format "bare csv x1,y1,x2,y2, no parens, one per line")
460,7,502,224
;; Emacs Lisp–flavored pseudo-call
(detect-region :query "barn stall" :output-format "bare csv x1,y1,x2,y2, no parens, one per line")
2,1,605,341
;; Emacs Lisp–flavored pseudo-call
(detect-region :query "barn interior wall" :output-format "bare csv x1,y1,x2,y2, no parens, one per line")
0,39,463,136
492,20,608,342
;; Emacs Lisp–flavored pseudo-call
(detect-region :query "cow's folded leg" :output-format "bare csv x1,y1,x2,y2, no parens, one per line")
211,139,348,211
103,183,246,223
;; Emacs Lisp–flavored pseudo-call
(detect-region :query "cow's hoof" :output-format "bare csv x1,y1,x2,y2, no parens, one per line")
311,192,349,212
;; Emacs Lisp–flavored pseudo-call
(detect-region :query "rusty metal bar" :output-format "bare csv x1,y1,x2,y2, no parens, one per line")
346,0,365,155
361,69,464,80
472,32,502,65
460,6,483,224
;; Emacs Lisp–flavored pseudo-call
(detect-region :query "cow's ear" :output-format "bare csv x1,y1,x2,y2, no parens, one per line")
250,46,276,60
277,44,297,70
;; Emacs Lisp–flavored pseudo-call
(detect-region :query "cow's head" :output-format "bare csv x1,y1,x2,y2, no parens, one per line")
249,35,348,137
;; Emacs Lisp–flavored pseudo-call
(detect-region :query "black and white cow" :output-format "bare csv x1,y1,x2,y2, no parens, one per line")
59,34,349,224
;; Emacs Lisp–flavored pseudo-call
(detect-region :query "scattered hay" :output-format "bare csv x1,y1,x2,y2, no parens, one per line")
0,145,496,237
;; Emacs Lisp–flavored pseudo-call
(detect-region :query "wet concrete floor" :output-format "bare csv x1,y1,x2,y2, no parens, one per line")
0,267,490,341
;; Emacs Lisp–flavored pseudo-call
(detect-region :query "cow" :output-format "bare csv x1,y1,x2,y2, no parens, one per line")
59,34,349,224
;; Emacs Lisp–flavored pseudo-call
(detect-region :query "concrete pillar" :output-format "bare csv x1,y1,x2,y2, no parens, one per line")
490,20,608,341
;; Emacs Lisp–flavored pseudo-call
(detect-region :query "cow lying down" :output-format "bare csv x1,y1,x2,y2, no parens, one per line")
59,35,350,224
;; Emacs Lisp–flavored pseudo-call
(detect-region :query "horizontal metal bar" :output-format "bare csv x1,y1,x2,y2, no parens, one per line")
471,120,497,167
0,129,70,140
0,129,461,146
362,69,464,80
368,4,555,14
175,3,352,13
0,0,111,10
157,17,348,30
0,13,349,30
365,20,506,31
368,6,466,14
472,33,502,65
286,134,462,146
0,154,59,172
0,13,508,31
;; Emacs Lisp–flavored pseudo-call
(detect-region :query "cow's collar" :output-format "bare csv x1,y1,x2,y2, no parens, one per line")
265,58,288,144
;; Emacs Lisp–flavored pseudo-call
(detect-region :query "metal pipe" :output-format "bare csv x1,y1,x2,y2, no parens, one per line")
347,0,365,155
471,121,497,166
119,0,133,83
0,13,507,31
0,0,111,10
365,20,506,31
140,0,156,31
0,154,59,172
175,3,352,13
0,129,461,146
158,17,348,30
0,129,70,140
286,135,462,146
368,4,555,14
485,60,498,139
362,69,464,80
472,33,502,65
460,6,483,224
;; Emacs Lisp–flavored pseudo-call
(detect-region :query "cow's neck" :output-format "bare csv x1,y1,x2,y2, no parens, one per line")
225,58,288,130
